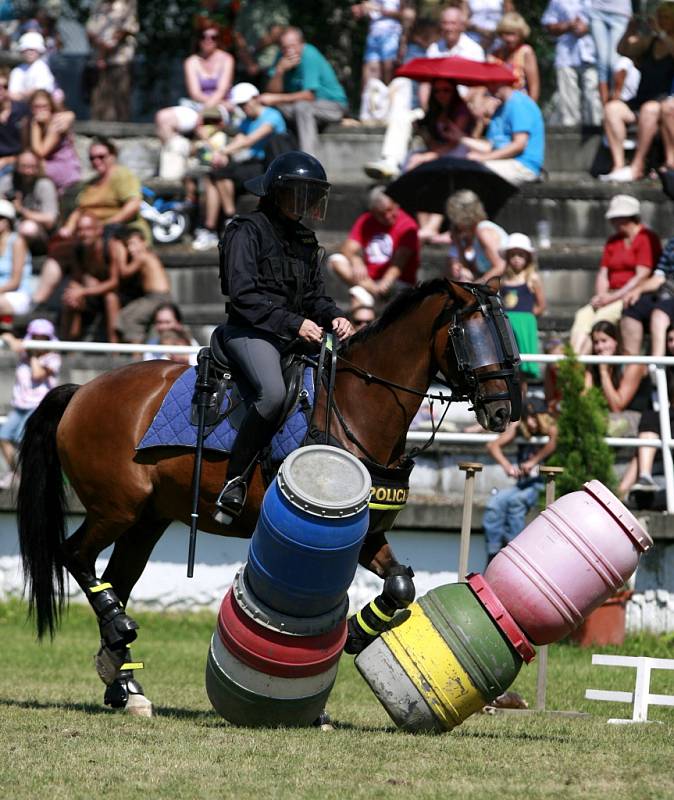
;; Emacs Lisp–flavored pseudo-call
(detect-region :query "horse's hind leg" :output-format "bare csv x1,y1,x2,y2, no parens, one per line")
62,518,142,654
95,517,170,715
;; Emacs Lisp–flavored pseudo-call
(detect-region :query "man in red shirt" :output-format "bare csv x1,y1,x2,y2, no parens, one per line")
569,194,662,355
328,188,420,311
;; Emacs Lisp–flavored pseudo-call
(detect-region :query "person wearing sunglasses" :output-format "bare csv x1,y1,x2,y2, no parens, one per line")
0,66,30,180
155,22,234,147
85,0,139,121
55,136,150,243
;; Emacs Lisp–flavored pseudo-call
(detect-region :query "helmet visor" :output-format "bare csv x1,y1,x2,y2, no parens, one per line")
275,178,331,221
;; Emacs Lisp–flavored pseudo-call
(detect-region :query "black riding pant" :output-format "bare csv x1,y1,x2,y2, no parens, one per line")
220,326,286,422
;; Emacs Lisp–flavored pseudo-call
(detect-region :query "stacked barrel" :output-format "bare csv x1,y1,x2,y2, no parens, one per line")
206,445,371,727
356,480,653,732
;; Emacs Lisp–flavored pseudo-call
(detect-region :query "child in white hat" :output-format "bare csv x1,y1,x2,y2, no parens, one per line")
8,33,59,104
500,232,546,381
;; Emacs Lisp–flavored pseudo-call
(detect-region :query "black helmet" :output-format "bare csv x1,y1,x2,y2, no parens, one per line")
244,150,331,221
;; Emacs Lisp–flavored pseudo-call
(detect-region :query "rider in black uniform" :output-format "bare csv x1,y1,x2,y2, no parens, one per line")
213,151,353,524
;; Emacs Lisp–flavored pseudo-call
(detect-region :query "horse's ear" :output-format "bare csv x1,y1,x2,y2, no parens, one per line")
486,276,501,293
448,280,477,307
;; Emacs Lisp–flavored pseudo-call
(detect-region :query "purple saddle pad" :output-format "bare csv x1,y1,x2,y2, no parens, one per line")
136,365,315,462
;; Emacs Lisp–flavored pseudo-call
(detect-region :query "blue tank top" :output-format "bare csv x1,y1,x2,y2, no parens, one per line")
501,282,535,313
0,232,32,295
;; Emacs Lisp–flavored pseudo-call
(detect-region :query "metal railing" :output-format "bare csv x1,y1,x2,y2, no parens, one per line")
5,343,674,512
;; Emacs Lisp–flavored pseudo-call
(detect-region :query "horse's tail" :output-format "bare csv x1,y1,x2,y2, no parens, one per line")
17,383,79,639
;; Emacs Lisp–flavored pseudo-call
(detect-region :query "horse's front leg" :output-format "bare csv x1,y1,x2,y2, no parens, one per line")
346,533,416,654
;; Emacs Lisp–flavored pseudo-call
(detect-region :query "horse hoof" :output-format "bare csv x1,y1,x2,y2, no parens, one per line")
125,693,153,717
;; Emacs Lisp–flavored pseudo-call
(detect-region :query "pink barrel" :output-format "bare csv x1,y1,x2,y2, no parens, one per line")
484,480,652,644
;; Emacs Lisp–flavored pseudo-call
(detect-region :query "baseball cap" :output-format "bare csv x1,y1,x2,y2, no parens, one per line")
605,194,640,219
19,32,46,53
229,82,260,106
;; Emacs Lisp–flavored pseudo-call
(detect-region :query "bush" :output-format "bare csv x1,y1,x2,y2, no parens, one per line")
548,346,617,496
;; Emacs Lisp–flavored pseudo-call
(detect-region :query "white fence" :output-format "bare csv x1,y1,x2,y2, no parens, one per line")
8,342,674,512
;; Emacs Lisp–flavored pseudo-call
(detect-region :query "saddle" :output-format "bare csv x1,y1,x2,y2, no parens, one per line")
190,324,312,441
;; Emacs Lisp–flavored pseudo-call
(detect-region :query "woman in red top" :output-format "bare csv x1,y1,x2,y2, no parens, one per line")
570,194,662,354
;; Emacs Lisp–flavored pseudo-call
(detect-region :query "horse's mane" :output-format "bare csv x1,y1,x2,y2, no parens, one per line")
342,278,452,353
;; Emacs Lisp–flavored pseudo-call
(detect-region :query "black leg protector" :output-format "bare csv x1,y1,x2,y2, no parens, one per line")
104,654,146,709
87,581,139,650
344,566,415,655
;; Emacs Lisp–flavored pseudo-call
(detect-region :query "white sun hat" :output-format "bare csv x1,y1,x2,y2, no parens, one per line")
229,82,260,106
502,232,535,254
19,32,46,53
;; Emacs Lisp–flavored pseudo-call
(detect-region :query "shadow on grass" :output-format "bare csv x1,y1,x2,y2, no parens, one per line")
0,696,212,720
453,727,572,744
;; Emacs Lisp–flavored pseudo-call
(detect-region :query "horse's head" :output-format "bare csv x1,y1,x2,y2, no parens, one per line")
434,279,521,432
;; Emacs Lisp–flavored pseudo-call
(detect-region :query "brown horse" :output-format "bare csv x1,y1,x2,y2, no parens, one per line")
18,278,520,713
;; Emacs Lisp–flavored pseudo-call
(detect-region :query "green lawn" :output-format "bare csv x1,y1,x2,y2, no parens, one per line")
1,599,673,800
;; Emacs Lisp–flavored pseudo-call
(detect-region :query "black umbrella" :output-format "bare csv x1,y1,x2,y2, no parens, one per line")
385,156,519,219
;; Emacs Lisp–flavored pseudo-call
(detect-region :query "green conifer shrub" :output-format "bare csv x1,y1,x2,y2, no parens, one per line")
548,346,617,495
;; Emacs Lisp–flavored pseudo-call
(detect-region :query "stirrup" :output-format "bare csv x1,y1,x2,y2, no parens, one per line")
213,478,247,525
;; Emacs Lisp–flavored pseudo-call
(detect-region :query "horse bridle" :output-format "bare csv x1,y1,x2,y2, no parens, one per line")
442,284,522,422
315,282,522,467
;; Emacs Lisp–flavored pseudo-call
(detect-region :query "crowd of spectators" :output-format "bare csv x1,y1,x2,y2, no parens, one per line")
1,1,674,508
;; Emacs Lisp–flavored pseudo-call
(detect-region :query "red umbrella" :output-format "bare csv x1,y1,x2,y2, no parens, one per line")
395,56,516,86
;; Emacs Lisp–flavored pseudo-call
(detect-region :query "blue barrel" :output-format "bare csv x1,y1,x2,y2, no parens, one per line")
247,446,371,617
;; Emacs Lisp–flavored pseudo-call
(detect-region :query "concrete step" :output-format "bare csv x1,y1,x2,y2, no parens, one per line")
72,121,608,183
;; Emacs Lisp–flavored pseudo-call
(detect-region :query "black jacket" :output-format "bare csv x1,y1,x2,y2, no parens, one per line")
220,206,342,340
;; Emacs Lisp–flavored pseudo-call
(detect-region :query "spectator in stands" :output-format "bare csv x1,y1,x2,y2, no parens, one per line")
466,0,514,52
500,232,545,381
144,301,199,365
0,318,61,490
490,13,540,102
8,32,58,104
352,1,415,87
2,149,58,255
328,187,419,309
570,194,662,354
192,82,287,251
25,89,81,194
157,328,193,365
483,394,558,564
364,7,483,180
233,2,290,80
0,198,32,318
407,78,478,241
600,5,674,182
542,0,602,126
155,21,235,146
86,0,139,121
0,66,30,180
621,235,674,356
446,189,508,281
259,27,348,157
462,80,545,186
584,319,651,437
619,323,674,500
57,136,151,243
115,230,173,343
58,213,125,342
587,0,631,106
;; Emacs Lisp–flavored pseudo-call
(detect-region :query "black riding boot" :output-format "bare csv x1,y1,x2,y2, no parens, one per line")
213,406,277,525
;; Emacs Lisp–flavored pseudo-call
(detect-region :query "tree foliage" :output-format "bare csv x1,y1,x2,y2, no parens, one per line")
548,346,617,496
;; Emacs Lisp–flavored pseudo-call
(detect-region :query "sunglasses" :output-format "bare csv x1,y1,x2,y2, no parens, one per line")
89,153,109,162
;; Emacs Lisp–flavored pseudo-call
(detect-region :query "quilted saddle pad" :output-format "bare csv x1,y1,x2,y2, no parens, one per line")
136,365,315,463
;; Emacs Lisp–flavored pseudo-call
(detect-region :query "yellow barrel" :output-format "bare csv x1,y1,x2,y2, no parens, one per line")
356,582,525,732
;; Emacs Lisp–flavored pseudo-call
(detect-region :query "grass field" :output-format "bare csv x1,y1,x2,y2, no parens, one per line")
1,599,673,800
